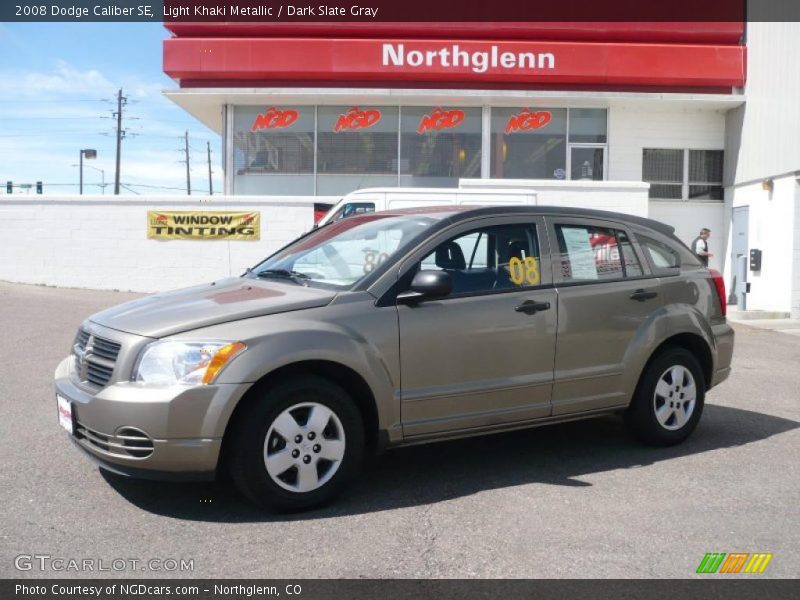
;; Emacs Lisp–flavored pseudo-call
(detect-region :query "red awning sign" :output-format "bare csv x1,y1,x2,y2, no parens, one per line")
164,38,746,90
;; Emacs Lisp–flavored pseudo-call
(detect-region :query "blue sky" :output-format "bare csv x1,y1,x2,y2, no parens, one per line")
0,23,222,195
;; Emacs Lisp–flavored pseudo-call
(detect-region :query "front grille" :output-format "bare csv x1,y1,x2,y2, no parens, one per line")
90,337,121,361
75,422,154,459
73,328,122,388
75,328,90,349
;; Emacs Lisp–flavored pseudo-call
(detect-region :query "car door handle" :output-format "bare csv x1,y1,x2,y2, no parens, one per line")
514,300,551,315
630,289,658,302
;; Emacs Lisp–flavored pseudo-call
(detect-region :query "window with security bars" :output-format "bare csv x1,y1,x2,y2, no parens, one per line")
642,149,683,199
688,150,724,200
643,148,723,201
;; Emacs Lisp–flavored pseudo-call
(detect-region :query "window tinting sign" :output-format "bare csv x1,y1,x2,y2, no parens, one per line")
251,107,300,132
504,109,552,134
333,107,382,132
416,108,466,134
147,211,260,241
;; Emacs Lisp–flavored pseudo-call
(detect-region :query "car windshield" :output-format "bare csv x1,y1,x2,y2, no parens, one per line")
248,213,438,290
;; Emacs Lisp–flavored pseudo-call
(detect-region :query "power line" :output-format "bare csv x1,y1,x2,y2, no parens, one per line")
121,182,212,193
119,183,141,195
3,181,209,191
0,98,170,105
0,132,108,138
0,116,106,121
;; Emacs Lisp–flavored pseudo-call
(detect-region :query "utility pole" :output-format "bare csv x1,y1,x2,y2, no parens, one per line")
113,88,126,195
207,141,213,195
184,131,191,195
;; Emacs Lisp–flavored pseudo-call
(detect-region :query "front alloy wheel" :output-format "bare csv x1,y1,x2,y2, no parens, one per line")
264,402,346,493
227,376,364,512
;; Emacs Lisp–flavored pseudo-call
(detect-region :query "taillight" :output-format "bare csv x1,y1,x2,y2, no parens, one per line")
708,269,727,317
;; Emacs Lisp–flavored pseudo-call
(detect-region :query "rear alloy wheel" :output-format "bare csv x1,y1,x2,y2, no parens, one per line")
625,347,705,446
652,365,697,431
228,377,364,512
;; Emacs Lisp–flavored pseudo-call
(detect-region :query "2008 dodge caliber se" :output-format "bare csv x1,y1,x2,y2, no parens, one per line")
55,206,733,511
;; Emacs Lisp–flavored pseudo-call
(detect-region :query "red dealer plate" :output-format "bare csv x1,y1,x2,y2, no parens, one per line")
57,394,73,435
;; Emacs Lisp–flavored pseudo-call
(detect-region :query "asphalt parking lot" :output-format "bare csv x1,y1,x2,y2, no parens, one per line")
1,281,798,579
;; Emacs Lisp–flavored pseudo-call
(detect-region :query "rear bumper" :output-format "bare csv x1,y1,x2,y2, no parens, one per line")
711,366,732,388
710,320,735,388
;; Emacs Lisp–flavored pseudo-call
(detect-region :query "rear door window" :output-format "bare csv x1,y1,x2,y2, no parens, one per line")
554,224,643,282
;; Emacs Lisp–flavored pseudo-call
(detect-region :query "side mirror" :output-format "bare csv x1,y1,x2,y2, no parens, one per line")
397,270,453,304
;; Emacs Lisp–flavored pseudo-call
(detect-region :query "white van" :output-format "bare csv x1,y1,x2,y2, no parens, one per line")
317,187,537,226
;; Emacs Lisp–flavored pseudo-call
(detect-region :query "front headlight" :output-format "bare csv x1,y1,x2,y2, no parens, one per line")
134,340,246,386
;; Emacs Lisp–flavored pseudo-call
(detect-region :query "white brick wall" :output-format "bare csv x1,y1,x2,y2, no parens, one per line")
606,102,727,272
608,103,727,182
458,179,650,217
649,201,726,272
0,196,317,293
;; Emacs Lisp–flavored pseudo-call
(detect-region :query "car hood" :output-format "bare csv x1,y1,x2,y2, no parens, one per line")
89,277,337,338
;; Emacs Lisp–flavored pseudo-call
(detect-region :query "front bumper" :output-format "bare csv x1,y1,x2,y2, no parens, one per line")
54,356,251,479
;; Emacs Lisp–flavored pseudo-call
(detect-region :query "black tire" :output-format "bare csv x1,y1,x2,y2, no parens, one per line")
625,347,706,446
226,376,364,512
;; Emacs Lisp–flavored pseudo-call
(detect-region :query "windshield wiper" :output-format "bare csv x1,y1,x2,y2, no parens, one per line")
255,269,311,285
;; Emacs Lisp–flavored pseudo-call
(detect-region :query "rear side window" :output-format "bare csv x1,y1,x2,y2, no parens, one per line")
638,235,681,271
555,224,643,282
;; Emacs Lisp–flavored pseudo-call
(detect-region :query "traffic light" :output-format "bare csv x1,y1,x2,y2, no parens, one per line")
36,181,42,194
5,181,11,194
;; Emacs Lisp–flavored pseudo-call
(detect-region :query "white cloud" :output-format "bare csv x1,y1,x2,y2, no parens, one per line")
0,60,164,100
18,61,115,96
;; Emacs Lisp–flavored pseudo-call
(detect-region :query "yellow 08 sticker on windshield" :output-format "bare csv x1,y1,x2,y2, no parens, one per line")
508,256,541,286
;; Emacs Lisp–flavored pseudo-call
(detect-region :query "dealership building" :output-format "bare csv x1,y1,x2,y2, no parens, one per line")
163,22,800,318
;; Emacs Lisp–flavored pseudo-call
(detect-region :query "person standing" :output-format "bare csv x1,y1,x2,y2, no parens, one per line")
692,228,713,266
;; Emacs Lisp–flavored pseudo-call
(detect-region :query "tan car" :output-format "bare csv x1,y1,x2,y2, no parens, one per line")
54,206,733,511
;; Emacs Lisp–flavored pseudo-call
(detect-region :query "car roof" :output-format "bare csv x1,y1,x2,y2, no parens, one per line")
379,204,676,236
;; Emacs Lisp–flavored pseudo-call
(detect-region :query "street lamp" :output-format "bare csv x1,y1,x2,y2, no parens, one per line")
79,149,97,195
72,164,106,195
